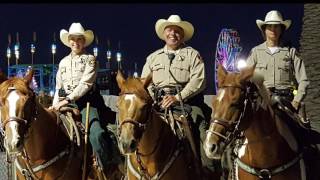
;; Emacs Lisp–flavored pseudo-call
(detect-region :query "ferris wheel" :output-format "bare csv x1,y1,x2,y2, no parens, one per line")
214,28,242,94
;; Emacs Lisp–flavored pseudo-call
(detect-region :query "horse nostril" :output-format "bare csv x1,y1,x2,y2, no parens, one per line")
210,144,217,153
130,140,137,150
16,139,22,148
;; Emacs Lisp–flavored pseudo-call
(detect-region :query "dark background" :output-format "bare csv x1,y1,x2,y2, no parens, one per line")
0,3,304,94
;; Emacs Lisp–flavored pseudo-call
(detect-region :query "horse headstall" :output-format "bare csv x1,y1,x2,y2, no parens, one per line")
1,86,38,136
208,81,259,144
117,92,154,138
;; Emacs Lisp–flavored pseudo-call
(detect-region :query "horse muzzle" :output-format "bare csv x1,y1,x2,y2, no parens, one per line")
119,136,138,155
5,135,23,154
203,135,225,160
4,121,24,154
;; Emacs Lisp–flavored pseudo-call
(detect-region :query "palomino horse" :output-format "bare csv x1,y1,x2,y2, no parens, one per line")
115,71,212,180
0,70,83,180
203,64,306,180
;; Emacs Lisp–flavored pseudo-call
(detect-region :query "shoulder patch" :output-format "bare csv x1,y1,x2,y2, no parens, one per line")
88,58,96,67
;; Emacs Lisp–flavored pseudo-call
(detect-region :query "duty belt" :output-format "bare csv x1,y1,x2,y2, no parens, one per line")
268,87,293,96
154,86,182,103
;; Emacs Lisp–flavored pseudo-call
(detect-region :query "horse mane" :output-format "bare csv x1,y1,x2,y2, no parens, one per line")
121,76,152,103
250,72,271,110
0,77,33,99
220,70,271,111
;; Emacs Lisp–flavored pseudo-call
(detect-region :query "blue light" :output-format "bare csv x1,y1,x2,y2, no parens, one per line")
6,47,11,58
14,44,19,51
107,50,112,60
93,47,98,57
116,52,122,62
31,44,36,53
51,44,56,54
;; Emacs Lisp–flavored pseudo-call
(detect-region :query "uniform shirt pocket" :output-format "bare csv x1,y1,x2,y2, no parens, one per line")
74,65,85,77
255,62,267,75
170,63,190,83
60,67,68,81
278,58,291,81
151,63,165,83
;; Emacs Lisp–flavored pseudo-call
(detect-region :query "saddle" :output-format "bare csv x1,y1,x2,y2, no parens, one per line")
271,95,310,130
58,106,122,180
58,106,82,147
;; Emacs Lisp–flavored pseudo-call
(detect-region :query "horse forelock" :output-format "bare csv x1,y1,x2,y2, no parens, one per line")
220,73,241,88
121,77,152,103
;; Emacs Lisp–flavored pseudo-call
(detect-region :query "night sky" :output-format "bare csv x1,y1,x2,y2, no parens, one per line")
0,3,304,94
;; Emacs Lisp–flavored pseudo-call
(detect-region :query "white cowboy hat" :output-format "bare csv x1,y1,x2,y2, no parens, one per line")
256,10,291,31
155,15,194,42
60,22,94,47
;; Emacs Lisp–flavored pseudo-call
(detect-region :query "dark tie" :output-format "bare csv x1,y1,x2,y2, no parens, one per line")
168,53,175,61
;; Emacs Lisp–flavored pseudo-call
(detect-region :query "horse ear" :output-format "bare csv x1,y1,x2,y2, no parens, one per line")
217,64,227,87
24,69,34,85
116,70,126,90
240,63,256,82
0,71,7,84
141,73,152,89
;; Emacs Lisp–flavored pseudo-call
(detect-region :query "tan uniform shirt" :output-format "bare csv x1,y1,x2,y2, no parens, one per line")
247,42,309,103
141,45,206,102
52,53,97,105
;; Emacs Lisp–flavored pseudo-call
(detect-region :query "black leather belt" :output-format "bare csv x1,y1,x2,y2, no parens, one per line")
268,87,293,96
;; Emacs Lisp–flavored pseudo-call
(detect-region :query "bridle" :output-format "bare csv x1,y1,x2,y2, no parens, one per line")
117,92,154,142
207,83,255,145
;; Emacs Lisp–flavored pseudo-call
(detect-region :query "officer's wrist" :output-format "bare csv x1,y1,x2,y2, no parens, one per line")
65,97,71,103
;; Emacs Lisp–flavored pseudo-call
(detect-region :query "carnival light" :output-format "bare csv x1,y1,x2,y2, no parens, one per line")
237,59,247,70
14,44,20,64
49,90,54,97
116,52,122,62
31,44,36,64
133,62,138,78
93,47,98,57
31,44,36,53
51,44,56,54
107,50,112,61
7,47,11,77
6,47,11,59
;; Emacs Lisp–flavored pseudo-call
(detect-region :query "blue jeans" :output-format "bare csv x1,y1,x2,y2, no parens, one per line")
81,106,113,170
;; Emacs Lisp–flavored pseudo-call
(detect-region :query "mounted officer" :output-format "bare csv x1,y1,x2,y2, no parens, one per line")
141,14,220,174
50,22,122,177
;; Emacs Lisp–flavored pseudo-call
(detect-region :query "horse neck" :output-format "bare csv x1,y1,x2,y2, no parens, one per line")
244,105,277,139
136,110,178,163
240,104,299,165
23,103,69,162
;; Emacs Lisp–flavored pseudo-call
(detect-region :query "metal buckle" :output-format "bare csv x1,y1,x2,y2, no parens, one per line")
21,169,32,180
258,169,272,179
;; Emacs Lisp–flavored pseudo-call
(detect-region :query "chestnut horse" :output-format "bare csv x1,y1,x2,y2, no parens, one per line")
0,70,83,180
203,64,306,180
115,71,218,180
